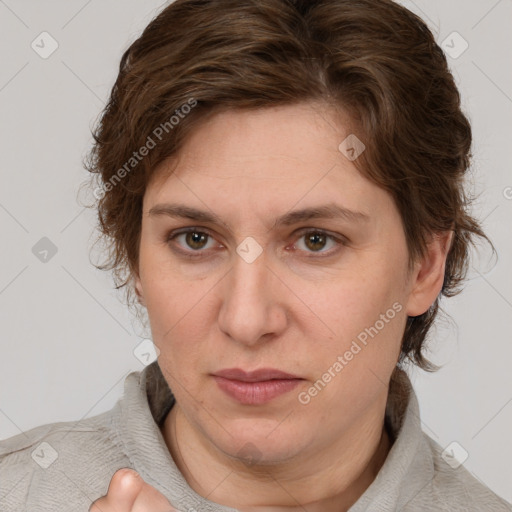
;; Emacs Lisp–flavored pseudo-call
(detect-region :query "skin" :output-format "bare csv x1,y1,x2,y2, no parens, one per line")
125,102,452,512
89,468,176,511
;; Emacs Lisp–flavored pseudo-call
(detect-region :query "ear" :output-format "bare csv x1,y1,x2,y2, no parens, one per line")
405,230,454,317
134,273,146,307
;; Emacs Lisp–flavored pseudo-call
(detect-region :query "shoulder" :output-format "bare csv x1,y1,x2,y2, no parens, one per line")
404,434,512,511
0,408,131,512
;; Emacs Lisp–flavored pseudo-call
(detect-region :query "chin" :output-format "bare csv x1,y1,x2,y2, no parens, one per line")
213,424,309,466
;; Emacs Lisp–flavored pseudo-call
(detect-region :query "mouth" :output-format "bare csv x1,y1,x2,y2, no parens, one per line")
211,368,303,405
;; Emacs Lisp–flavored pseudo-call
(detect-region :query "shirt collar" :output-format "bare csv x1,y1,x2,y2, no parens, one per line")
115,362,239,512
348,365,435,511
116,362,434,512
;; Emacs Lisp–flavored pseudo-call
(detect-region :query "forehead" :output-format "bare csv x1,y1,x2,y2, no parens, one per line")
143,104,395,227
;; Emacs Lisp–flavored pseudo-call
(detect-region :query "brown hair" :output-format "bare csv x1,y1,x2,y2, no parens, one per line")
83,0,494,372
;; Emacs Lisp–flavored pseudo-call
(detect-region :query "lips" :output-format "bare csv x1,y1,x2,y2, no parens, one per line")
212,368,303,405
213,367,300,382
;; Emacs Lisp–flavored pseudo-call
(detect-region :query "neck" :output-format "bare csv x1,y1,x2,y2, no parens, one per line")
161,393,393,512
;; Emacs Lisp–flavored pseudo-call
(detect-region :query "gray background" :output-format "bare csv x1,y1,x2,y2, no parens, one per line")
0,0,511,503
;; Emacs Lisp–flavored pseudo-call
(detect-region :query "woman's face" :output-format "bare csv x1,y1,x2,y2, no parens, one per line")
135,103,430,464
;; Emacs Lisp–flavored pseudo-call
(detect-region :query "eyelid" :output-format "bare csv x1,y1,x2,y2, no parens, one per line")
292,227,347,243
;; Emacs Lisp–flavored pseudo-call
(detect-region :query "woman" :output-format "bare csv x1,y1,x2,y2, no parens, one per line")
1,0,510,511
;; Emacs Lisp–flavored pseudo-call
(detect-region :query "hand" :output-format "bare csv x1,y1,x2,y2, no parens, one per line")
90,468,178,512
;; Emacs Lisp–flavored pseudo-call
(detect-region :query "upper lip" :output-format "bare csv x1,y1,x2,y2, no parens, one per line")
213,368,301,382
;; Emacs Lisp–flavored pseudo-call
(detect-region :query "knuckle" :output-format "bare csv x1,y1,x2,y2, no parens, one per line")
114,467,137,480
111,467,142,492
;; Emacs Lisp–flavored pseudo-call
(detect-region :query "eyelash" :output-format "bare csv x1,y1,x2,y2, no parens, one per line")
166,227,347,259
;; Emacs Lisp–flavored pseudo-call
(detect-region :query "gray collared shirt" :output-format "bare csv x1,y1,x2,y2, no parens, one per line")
1,362,511,511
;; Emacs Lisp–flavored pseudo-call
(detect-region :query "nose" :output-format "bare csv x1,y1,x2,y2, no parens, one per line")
217,247,288,347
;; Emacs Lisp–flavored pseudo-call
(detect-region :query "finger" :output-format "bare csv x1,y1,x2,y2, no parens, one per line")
89,468,177,512
104,468,144,510
112,468,145,507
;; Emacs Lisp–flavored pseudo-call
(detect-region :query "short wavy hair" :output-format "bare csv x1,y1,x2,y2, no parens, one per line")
83,0,494,372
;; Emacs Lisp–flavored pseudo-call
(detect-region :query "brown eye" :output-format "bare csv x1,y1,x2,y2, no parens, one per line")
184,231,209,250
304,232,328,252
168,229,216,253
294,229,346,257
295,231,338,254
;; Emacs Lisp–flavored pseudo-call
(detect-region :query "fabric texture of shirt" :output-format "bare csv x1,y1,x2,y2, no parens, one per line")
1,361,511,511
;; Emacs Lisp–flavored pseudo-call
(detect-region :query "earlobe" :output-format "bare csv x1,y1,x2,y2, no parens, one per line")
405,230,454,317
134,275,146,306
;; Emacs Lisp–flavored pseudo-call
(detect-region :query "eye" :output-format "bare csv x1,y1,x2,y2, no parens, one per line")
167,228,218,255
291,229,345,255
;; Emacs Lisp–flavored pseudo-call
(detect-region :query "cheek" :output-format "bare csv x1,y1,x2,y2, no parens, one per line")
139,258,225,381
311,270,403,339
144,279,210,343
299,258,408,388
142,275,211,399
298,278,406,423
139,236,200,325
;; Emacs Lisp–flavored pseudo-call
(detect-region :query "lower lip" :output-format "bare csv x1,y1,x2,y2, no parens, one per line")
213,376,302,405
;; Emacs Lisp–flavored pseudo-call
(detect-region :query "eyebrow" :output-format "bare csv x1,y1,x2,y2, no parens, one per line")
148,202,370,229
